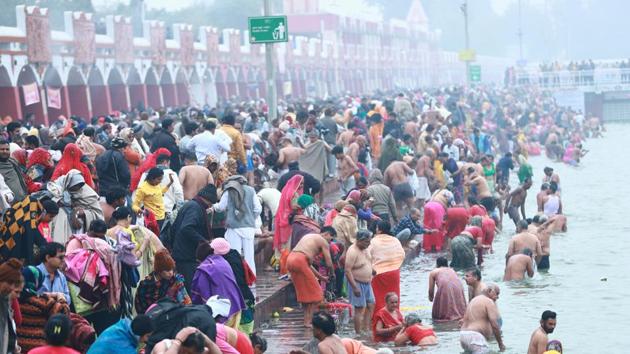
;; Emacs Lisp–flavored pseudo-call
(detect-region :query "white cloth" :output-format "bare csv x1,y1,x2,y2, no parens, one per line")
188,130,232,163
415,176,431,200
225,228,256,276
459,330,489,354
0,174,15,212
257,188,281,217
442,144,460,161
543,195,560,217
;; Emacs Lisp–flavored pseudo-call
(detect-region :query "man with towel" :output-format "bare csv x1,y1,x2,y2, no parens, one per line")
287,226,337,327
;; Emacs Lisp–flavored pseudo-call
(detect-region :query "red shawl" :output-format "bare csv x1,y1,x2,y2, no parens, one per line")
130,147,171,191
372,306,403,342
27,148,52,169
51,143,95,189
273,174,303,250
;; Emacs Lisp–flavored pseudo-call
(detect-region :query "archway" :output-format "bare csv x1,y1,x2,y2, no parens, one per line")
189,69,203,107
256,70,266,100
145,67,161,109
66,66,90,119
42,66,69,120
0,66,21,121
87,67,111,117
247,68,259,99
160,68,177,107
17,65,45,125
237,67,249,100
127,66,146,110
108,67,129,111
226,67,238,98
175,68,189,106
215,67,228,101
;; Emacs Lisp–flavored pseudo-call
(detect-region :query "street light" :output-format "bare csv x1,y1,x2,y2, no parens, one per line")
460,0,470,84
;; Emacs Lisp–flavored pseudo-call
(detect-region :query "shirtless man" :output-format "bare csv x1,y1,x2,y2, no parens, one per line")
506,220,543,265
336,127,356,148
504,178,533,226
527,310,557,354
504,248,535,281
529,215,566,270
344,230,375,334
277,138,305,173
542,182,562,217
312,311,346,354
536,183,549,214
415,151,435,207
542,167,560,191
464,267,487,302
289,227,336,327
466,168,494,213
383,159,416,217
347,136,367,165
333,145,359,194
460,284,506,353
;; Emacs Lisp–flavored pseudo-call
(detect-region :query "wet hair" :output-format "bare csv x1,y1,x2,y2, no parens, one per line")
112,206,133,221
185,122,199,135
541,310,557,321
549,181,558,193
42,242,65,263
250,332,267,352
156,154,170,165
467,267,482,280
436,256,448,268
321,226,337,238
222,114,236,126
182,151,197,161
45,314,72,346
105,187,127,204
146,167,164,181
131,314,154,336
404,313,422,326
541,183,550,191
312,311,336,336
204,121,217,131
41,199,59,215
522,248,533,257
384,292,398,303
89,220,108,234
83,126,95,137
25,135,39,147
162,118,174,129
331,145,344,155
517,219,529,231
376,220,391,234
181,331,206,353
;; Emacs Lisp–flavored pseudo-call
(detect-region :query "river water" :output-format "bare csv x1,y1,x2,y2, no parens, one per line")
338,123,630,353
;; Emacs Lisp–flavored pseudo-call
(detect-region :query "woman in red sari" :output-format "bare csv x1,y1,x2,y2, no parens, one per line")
273,174,303,251
372,292,403,342
51,143,95,188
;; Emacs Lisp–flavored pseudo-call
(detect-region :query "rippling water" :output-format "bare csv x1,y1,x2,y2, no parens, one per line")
338,124,630,353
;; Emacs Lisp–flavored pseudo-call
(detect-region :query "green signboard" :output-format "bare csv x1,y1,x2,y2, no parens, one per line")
469,65,481,82
248,16,288,44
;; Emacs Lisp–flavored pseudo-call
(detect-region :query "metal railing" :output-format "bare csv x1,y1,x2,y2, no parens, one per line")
513,68,630,90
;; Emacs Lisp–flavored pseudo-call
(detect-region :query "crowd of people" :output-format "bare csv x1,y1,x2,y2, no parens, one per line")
0,82,603,353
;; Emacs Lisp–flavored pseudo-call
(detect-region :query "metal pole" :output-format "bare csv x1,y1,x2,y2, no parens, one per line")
264,0,277,124
462,0,470,85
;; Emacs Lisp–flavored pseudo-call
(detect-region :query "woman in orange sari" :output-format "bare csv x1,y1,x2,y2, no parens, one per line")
372,292,403,342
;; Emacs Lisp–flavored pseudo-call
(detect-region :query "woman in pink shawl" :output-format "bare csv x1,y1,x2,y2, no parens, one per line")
273,174,304,252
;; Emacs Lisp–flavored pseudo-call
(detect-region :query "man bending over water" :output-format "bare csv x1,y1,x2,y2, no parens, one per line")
504,248,535,281
460,283,505,353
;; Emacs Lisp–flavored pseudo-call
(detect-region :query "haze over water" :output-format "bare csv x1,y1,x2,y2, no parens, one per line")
338,123,630,353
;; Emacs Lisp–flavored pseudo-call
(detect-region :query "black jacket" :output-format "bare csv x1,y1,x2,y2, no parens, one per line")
276,170,321,196
171,199,209,262
151,130,181,172
95,149,130,196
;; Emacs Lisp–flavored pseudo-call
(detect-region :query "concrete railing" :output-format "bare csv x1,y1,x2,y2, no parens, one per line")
514,68,630,91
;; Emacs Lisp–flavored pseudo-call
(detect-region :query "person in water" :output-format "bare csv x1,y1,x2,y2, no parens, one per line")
393,313,438,346
528,310,557,354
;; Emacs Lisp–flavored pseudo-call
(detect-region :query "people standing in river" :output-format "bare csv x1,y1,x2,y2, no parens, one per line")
542,167,560,193
504,248,535,281
464,267,487,301
460,284,505,353
505,177,533,226
528,310,557,354
506,220,543,265
428,257,467,322
542,182,562,217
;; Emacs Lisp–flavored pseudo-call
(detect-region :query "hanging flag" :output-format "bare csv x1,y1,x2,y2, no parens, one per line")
46,87,62,109
22,83,40,106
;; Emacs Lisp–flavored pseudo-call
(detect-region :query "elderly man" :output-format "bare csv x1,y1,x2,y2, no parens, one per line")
212,175,262,275
0,138,27,201
345,230,375,334
460,284,506,353
504,248,535,281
